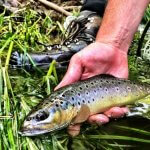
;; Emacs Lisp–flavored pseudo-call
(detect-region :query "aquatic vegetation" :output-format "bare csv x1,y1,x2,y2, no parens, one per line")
0,4,150,150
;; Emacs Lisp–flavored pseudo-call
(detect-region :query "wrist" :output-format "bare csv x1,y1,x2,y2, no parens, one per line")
95,34,129,55
96,26,132,54
89,41,128,63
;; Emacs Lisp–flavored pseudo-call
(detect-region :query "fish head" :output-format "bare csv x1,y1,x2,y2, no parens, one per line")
20,99,78,136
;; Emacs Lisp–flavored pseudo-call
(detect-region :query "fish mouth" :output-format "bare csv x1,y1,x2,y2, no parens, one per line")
19,128,49,136
19,122,70,136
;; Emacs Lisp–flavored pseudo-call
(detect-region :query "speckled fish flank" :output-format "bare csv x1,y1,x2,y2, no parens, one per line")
20,75,150,136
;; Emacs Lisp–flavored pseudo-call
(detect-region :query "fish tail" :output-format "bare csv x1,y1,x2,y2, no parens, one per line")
127,95,150,117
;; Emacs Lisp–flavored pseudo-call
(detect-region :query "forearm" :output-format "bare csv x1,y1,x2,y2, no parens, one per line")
96,0,150,53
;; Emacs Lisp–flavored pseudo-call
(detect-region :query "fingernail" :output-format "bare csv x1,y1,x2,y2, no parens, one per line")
107,114,112,118
54,86,59,91
54,82,63,91
68,128,80,137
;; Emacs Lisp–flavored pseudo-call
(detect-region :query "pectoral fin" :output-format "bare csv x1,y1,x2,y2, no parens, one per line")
72,104,90,124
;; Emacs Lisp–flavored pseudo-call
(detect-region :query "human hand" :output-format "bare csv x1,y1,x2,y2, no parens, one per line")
55,41,129,136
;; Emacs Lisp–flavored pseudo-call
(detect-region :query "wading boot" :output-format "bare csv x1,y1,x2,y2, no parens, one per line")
10,10,102,70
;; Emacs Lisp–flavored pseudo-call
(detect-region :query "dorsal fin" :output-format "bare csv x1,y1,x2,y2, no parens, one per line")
99,74,116,78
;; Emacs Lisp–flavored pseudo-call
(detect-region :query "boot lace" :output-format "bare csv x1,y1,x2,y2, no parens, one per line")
37,15,95,50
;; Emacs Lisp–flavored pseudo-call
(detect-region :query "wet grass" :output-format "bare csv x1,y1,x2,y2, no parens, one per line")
0,5,150,150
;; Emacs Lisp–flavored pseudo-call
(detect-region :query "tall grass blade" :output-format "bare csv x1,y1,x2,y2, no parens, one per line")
77,135,150,143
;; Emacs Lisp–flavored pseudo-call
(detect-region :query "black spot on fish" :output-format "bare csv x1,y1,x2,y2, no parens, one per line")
72,103,75,107
86,85,89,88
94,90,97,93
82,100,85,103
136,94,139,97
91,82,94,85
127,87,131,91
79,87,83,90
123,80,127,83
117,81,121,84
62,94,65,97
106,80,109,83
66,102,68,106
88,101,90,103
50,99,53,102
132,82,136,85
78,93,81,96
141,83,144,86
101,96,104,99
72,97,74,101
86,92,89,95
105,88,108,92
60,101,63,104
71,90,74,93
55,104,59,107
115,87,119,92
33,106,38,111
78,102,80,105
92,99,95,101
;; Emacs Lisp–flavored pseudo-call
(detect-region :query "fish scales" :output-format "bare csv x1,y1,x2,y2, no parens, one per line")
20,75,150,136
53,76,149,113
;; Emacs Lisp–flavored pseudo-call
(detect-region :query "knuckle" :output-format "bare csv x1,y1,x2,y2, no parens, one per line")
71,53,81,63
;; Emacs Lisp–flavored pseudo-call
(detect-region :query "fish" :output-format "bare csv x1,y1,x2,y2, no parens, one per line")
20,75,150,136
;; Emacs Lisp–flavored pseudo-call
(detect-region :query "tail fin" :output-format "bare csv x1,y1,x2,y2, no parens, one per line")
127,95,150,119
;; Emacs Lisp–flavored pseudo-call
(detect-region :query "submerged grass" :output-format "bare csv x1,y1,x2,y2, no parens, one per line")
0,4,150,150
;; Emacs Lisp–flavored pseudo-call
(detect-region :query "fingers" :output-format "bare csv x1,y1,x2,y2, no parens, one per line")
55,54,83,90
67,124,81,137
88,114,109,125
88,107,129,125
104,107,129,118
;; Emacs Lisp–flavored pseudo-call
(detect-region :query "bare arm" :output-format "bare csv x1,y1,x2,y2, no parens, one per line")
96,0,150,53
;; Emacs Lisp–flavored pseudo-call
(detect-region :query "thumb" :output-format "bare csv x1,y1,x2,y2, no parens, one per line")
55,55,82,90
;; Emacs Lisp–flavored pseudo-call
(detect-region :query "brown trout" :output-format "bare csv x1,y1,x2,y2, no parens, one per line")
20,75,150,136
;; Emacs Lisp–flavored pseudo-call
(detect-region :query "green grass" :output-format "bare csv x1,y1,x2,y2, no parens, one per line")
0,4,150,150
143,5,150,23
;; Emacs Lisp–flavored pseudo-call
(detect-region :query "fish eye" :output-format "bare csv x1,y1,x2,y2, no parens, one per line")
35,111,49,121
